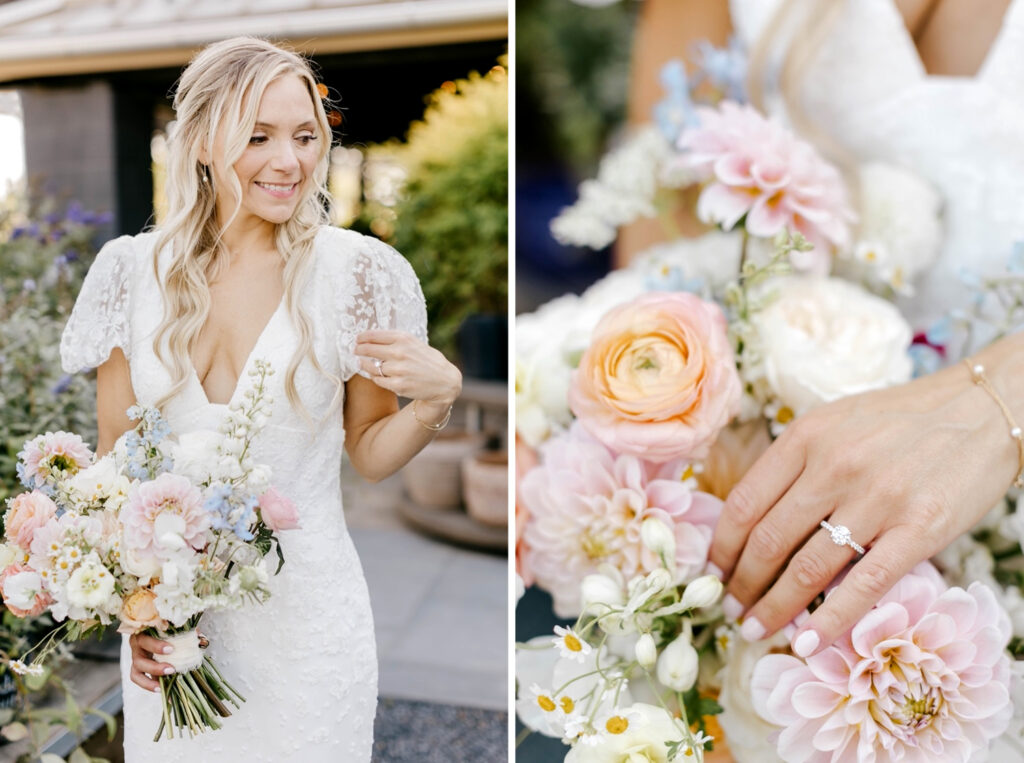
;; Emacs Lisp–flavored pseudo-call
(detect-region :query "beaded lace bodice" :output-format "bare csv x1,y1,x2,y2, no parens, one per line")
730,0,1024,328
60,225,426,762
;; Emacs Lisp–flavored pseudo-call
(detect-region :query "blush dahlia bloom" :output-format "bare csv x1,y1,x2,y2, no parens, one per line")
17,431,93,490
257,486,300,532
122,473,208,558
4,491,58,551
751,563,1012,762
678,101,854,272
569,291,741,464
520,422,722,617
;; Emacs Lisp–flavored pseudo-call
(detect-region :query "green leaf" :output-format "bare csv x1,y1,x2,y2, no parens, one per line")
68,748,91,763
84,706,117,740
39,754,66,763
0,721,28,741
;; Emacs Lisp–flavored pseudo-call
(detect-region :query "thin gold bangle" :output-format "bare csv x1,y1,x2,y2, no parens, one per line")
964,359,1024,488
412,400,452,431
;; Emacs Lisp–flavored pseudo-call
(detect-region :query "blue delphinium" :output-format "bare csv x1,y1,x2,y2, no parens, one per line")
653,60,699,143
693,36,748,103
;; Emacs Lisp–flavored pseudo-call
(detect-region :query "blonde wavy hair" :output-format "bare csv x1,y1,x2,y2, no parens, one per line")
151,36,341,422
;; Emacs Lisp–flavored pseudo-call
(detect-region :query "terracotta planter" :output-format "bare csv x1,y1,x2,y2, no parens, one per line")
462,450,508,527
401,430,485,509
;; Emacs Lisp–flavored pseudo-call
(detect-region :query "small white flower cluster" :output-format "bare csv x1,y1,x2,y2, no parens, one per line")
516,524,722,760
550,126,695,250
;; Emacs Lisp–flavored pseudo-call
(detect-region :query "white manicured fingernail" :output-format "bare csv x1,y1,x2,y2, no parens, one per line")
722,593,744,621
740,616,766,642
706,562,724,579
162,646,173,654
163,666,174,675
793,630,820,658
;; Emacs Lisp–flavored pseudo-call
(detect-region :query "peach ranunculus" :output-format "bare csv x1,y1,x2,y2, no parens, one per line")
568,291,741,463
4,491,58,551
258,487,300,532
118,587,168,634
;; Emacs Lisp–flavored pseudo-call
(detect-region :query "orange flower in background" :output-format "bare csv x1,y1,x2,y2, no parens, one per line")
568,291,741,463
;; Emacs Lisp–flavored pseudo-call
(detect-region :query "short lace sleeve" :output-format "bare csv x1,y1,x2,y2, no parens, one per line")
332,232,428,381
60,235,135,373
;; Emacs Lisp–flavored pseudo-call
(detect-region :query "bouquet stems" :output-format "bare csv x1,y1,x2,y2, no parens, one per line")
150,626,246,741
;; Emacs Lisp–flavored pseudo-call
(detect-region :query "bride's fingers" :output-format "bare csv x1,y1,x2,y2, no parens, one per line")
133,633,173,656
722,476,832,616
788,529,921,658
709,424,808,580
134,653,175,678
131,666,162,693
737,510,875,642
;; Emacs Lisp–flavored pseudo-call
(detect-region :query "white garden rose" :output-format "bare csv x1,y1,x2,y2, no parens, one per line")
565,703,689,762
66,455,120,504
715,626,788,763
2,569,45,611
756,276,913,415
843,162,943,295
171,430,226,483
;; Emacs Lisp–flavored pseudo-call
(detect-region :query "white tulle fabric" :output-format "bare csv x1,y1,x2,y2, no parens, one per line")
60,225,427,762
730,0,1024,328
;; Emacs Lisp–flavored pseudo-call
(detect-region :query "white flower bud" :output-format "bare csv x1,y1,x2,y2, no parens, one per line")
656,632,699,692
581,572,625,613
635,632,657,669
641,518,676,559
680,575,724,611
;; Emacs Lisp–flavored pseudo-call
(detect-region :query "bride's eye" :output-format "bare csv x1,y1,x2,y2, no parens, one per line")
297,134,317,146
249,135,268,145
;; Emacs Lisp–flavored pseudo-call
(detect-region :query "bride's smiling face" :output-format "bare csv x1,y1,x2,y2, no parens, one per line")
209,75,322,227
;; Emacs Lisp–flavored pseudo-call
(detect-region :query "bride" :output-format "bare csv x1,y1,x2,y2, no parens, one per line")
631,0,1024,657
59,37,461,760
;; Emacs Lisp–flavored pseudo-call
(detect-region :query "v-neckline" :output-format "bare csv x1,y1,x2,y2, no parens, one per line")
891,0,1018,80
189,294,285,408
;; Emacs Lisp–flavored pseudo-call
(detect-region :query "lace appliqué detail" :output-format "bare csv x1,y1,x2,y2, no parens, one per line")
331,232,428,381
60,235,135,373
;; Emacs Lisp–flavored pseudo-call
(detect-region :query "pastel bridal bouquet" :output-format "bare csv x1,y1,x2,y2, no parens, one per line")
0,359,300,740
517,35,1021,762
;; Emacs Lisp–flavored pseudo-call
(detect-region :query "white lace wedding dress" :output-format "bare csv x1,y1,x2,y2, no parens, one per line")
731,0,1024,328
59,225,427,761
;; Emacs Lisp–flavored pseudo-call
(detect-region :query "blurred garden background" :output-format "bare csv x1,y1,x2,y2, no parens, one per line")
0,0,508,760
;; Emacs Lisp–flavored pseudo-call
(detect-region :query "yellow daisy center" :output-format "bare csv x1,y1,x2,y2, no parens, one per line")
605,716,629,734
775,406,794,424
562,633,583,652
559,696,574,714
537,695,556,713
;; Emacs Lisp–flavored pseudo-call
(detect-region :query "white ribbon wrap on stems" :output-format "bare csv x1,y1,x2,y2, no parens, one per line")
153,630,204,673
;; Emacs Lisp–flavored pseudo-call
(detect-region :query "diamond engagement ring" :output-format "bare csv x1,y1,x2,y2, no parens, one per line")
820,520,866,555
374,358,386,377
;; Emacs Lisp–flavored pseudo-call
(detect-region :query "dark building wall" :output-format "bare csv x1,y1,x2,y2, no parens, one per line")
13,39,506,238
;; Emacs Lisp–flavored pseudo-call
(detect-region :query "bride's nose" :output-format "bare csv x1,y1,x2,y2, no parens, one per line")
269,139,300,172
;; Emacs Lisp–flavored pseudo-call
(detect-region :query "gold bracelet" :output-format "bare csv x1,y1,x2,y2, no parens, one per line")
964,359,1024,488
412,400,452,431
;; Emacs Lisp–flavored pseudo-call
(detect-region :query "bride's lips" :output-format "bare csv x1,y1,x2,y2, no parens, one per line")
255,181,299,199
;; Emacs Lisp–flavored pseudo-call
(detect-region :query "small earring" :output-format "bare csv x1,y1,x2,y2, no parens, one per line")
201,166,209,183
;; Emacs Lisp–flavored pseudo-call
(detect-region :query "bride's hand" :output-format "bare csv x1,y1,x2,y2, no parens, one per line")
129,632,175,692
708,358,1021,657
355,330,462,405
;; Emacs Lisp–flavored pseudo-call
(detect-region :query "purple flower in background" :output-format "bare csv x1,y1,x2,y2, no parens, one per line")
22,278,36,293
51,375,73,396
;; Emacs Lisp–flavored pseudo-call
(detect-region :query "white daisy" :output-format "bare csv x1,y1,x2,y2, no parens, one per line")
552,625,592,663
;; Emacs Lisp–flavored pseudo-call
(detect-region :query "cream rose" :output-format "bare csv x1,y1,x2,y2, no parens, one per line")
569,291,741,462
756,277,913,415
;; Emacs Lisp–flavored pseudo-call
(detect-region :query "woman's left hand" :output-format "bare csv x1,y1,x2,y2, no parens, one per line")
707,357,1021,657
354,329,462,405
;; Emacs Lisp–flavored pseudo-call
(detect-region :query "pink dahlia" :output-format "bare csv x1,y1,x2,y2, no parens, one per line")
520,422,722,617
751,562,1012,762
569,291,741,463
122,473,208,558
17,431,93,490
678,101,854,272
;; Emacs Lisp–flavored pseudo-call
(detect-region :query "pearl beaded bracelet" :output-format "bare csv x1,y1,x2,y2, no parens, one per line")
965,360,1024,488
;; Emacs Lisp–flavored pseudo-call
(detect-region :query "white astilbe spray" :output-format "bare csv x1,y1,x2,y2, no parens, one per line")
551,126,695,249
